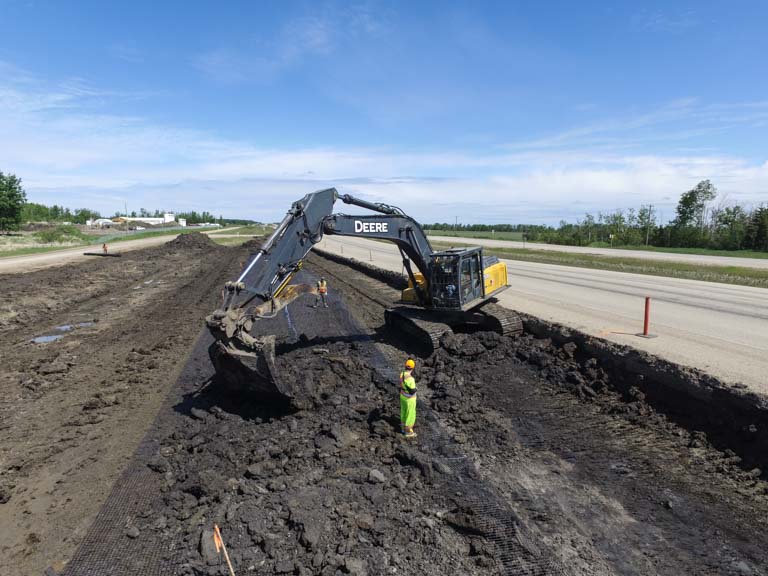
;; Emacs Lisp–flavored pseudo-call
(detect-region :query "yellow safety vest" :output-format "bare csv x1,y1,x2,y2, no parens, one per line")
400,371,416,398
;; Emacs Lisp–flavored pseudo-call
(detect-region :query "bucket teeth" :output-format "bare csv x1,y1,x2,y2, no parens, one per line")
205,284,318,401
208,335,288,400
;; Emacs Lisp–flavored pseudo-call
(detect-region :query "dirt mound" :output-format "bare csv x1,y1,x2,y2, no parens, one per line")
138,341,493,575
241,236,268,252
426,329,768,482
166,232,217,250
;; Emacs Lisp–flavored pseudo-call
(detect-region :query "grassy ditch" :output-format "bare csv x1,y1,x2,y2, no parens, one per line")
209,224,271,235
210,236,252,246
425,229,523,241
0,227,218,259
431,241,768,288
427,230,768,260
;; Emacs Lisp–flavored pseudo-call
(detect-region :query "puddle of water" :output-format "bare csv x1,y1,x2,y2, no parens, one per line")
32,321,97,344
32,334,65,344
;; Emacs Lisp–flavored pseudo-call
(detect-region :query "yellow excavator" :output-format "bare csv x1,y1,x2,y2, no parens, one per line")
206,187,521,401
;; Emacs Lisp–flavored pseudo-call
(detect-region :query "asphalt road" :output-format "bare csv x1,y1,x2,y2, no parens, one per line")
426,235,768,269
317,236,768,396
0,229,237,275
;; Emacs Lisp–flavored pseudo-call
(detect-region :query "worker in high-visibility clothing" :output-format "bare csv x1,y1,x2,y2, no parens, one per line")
400,358,417,438
314,277,328,308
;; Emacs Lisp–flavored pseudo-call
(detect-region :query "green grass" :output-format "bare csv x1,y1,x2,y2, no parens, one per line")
34,224,89,244
600,244,768,259
211,236,252,246
425,229,523,241
98,228,203,243
0,228,218,259
432,241,768,288
426,230,768,259
210,224,271,235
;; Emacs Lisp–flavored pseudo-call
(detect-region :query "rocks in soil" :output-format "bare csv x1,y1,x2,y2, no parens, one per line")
367,469,386,483
0,483,12,504
140,340,488,576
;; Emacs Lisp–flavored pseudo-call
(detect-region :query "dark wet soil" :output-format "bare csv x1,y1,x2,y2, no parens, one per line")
9,243,768,576
0,233,245,575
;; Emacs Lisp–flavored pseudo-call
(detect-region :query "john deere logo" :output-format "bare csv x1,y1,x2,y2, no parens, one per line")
354,221,388,233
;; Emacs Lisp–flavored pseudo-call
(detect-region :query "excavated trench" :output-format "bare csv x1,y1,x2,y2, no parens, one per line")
59,249,768,576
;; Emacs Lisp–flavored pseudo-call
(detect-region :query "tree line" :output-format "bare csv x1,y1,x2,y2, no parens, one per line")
428,180,768,252
0,171,256,231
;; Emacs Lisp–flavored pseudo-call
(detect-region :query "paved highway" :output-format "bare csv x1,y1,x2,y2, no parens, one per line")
426,235,768,269
317,236,768,396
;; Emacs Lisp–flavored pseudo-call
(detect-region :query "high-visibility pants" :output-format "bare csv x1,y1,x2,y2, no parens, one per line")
400,394,416,427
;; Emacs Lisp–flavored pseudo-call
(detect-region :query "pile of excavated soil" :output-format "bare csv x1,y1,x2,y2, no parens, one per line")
139,341,495,576
429,330,766,483
166,232,217,251
422,330,768,573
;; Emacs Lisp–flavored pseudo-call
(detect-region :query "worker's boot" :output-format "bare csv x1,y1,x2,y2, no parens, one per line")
404,426,417,439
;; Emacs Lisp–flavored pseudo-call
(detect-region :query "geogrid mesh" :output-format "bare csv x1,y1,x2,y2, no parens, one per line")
63,267,564,575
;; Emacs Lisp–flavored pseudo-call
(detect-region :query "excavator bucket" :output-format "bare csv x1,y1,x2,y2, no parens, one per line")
208,336,284,398
206,283,317,402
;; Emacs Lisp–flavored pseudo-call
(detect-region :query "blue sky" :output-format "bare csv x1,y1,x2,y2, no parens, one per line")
0,0,766,224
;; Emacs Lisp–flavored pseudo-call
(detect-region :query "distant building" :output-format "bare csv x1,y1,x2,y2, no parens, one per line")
93,218,117,228
178,218,187,227
112,214,178,226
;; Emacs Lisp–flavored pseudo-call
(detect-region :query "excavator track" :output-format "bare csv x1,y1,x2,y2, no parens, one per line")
476,302,524,337
385,307,453,353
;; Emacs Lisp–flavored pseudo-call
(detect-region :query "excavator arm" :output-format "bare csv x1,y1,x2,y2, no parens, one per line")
205,187,436,400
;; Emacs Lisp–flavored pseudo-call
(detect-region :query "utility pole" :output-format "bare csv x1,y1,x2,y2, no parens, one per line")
646,203,653,246
454,216,458,232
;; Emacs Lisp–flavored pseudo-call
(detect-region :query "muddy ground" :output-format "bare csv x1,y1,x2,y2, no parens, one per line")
2,242,768,575
0,233,250,575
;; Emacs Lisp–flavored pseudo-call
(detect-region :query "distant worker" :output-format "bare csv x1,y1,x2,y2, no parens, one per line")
399,358,417,438
314,277,328,308
102,243,108,254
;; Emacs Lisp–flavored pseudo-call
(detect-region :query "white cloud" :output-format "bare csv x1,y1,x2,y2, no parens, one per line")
1,62,767,224
193,4,389,84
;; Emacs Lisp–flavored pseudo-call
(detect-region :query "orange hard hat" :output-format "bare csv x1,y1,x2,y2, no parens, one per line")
405,358,415,369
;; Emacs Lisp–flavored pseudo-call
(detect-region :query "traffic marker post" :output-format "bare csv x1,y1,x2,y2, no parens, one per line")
636,296,658,339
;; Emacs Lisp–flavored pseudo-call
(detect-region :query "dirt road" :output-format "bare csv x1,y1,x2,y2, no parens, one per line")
0,233,246,575
317,236,768,395
0,228,238,275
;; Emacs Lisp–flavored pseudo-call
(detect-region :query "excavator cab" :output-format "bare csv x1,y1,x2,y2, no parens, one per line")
402,247,509,310
208,186,521,403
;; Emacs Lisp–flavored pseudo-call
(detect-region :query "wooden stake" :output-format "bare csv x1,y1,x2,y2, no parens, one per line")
213,524,237,576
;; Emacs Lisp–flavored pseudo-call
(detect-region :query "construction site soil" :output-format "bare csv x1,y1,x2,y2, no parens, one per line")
2,239,767,575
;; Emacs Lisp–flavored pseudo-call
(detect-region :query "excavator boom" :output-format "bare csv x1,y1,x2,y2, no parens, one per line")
206,187,520,402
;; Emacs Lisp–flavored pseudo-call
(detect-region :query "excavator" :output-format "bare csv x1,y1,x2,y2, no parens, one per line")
206,187,522,401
